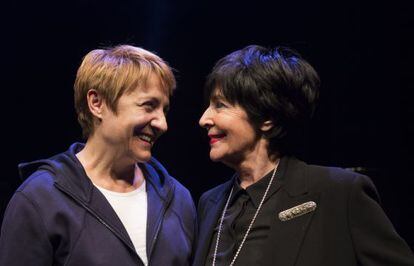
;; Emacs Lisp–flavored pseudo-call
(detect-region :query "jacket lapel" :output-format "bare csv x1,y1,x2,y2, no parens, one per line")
262,192,319,266
261,157,319,266
194,180,233,266
194,157,319,266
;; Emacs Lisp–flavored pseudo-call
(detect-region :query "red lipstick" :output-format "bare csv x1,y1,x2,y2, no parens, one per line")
208,134,225,145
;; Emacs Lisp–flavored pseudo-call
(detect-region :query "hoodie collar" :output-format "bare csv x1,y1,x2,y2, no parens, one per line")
18,143,94,202
18,142,175,204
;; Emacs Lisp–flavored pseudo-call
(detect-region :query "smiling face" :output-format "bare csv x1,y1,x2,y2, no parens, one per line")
97,74,169,164
199,91,264,167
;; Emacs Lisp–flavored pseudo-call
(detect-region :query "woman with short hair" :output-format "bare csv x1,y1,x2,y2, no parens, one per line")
194,45,413,266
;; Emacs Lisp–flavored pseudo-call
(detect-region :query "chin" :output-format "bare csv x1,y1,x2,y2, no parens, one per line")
209,151,224,162
131,151,152,163
209,157,221,162
138,155,152,163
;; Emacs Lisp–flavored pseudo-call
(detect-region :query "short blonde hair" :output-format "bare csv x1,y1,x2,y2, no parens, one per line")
74,45,176,138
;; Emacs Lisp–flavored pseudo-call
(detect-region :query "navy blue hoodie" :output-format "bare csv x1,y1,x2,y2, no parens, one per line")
0,143,196,266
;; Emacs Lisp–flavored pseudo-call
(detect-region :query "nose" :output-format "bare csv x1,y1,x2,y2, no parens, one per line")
199,106,214,129
151,110,168,134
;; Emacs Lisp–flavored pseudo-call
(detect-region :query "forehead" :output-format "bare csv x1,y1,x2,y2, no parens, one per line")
210,87,226,101
130,74,169,98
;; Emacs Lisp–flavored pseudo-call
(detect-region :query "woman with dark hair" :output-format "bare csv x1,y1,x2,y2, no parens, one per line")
193,45,413,266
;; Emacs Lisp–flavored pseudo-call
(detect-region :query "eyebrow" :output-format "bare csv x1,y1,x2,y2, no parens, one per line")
153,98,170,113
210,93,226,102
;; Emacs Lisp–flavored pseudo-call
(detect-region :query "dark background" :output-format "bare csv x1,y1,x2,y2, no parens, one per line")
1,0,413,249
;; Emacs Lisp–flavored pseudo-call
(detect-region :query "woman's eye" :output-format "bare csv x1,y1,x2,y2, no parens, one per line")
163,106,170,115
214,101,227,109
139,101,156,110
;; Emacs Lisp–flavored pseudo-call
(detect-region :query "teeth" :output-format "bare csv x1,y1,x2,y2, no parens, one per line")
138,134,153,143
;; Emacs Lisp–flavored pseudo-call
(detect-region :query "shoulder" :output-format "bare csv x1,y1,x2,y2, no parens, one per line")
146,157,196,214
306,163,374,192
282,157,377,199
169,175,194,204
146,157,193,201
201,180,230,198
8,169,75,219
287,157,369,187
198,179,232,209
16,169,56,198
2,170,59,230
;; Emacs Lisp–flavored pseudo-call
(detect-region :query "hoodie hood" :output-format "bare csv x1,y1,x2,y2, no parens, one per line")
18,143,95,202
17,142,174,203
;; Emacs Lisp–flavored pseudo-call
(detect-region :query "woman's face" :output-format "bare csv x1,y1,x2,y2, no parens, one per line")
97,74,169,164
199,91,262,167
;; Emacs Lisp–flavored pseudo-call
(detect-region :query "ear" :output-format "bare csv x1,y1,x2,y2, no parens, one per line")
86,89,104,119
260,120,273,132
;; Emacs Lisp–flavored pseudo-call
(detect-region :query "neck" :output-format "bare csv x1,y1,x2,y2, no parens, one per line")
237,157,279,189
76,136,145,192
232,140,280,189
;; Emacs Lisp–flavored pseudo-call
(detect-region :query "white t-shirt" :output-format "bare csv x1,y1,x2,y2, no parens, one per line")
95,180,148,265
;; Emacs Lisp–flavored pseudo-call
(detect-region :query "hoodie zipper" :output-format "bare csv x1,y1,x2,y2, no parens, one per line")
54,183,145,266
147,183,175,266
147,207,166,266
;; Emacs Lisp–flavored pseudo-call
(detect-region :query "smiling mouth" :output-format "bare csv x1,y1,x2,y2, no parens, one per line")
136,133,155,145
208,133,226,144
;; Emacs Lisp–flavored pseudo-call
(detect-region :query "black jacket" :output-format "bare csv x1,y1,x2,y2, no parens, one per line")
0,143,197,266
194,156,414,266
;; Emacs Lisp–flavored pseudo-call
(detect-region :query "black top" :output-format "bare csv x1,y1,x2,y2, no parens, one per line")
195,157,414,266
205,168,280,266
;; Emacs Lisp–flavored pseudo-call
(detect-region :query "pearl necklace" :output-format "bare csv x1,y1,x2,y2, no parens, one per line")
212,163,279,266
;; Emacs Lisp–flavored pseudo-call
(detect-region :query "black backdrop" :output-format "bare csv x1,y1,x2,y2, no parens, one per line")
1,0,413,249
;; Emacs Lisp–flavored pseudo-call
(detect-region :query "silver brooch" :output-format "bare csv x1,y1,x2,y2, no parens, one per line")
278,201,317,221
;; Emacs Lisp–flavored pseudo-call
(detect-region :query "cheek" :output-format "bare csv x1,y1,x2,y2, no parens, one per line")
133,115,152,127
